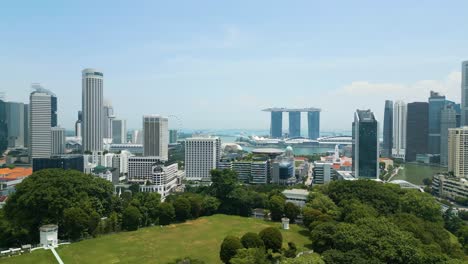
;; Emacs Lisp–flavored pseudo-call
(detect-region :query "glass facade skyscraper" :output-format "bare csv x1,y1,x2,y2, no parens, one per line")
382,100,393,157
440,103,458,166
307,111,320,139
406,102,429,162
428,91,446,154
353,109,379,179
461,61,468,126
270,111,283,138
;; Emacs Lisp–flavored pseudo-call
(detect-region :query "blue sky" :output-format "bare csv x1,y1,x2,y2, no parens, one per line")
1,0,468,132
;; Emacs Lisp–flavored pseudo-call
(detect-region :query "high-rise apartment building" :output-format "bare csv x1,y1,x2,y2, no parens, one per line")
406,102,429,162
428,91,446,154
51,127,66,155
440,104,458,166
82,68,104,153
185,137,221,181
143,115,168,160
392,101,407,159
448,127,468,177
30,85,53,159
382,100,393,157
112,119,127,144
352,109,379,179
461,61,468,126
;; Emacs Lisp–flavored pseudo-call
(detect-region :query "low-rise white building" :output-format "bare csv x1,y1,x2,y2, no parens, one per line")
39,225,58,248
282,189,309,208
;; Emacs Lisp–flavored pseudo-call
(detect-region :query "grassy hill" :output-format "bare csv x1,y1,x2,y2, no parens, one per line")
1,214,311,264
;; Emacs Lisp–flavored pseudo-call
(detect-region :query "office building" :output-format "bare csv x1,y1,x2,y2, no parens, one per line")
75,111,82,138
289,111,301,138
448,127,468,178
169,129,178,144
30,85,53,159
51,127,65,155
33,155,84,172
462,61,468,126
232,161,251,183
143,115,168,160
313,162,333,184
307,111,320,139
0,100,7,154
392,101,406,159
432,174,468,200
6,102,25,148
185,137,221,181
250,160,268,184
82,68,104,153
271,158,295,185
406,102,429,162
103,101,114,139
23,104,29,147
132,129,143,144
353,109,379,179
382,100,393,157
112,119,127,144
440,104,458,166
428,91,446,154
282,189,309,208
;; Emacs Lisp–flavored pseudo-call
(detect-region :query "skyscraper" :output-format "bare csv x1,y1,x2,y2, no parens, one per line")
112,119,127,144
75,111,82,137
270,111,283,138
143,115,168,160
185,137,221,181
0,100,8,154
51,127,66,155
103,101,114,139
405,102,429,162
382,100,393,157
169,129,178,144
353,109,379,179
307,111,320,139
289,111,301,138
428,91,446,154
461,61,468,126
30,85,53,159
82,68,104,153
448,127,468,177
6,102,25,147
23,104,29,148
440,104,458,166
392,101,406,159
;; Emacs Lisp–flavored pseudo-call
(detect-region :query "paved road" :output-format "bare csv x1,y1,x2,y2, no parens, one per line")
386,166,402,182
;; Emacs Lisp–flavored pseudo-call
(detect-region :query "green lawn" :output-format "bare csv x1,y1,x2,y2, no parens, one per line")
0,249,56,264
1,214,311,264
393,163,446,185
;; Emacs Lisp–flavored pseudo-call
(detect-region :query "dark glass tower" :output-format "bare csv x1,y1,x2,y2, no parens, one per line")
406,102,429,161
270,111,282,138
288,111,301,138
0,100,8,154
51,95,57,127
307,111,320,139
353,109,379,179
428,91,445,154
382,100,393,157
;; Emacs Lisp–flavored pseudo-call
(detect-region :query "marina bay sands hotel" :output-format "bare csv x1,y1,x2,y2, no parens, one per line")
262,108,321,139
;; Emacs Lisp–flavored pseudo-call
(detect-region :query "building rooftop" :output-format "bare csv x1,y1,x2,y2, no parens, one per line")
0,167,32,180
252,148,284,155
282,188,310,196
356,109,376,122
262,107,321,112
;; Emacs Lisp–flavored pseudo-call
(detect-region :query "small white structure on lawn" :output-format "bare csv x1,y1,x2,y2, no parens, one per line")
40,224,58,248
282,217,290,230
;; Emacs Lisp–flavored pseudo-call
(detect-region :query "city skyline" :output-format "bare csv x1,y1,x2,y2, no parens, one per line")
2,1,468,130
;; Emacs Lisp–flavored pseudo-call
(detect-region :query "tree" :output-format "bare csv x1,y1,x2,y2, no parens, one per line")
230,248,269,264
201,196,220,216
400,190,442,223
129,183,140,194
259,227,283,252
306,192,339,217
4,169,114,244
241,232,264,249
302,207,323,229
188,195,203,219
281,253,325,264
158,203,175,225
63,207,90,240
284,242,297,258
210,169,238,200
174,197,191,222
339,199,377,223
167,257,206,264
122,205,141,231
268,195,285,221
284,202,300,223
220,235,243,263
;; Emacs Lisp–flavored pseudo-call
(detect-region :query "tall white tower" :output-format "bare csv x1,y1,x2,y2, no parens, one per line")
82,68,104,153
29,84,53,159
143,115,168,160
392,101,407,159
